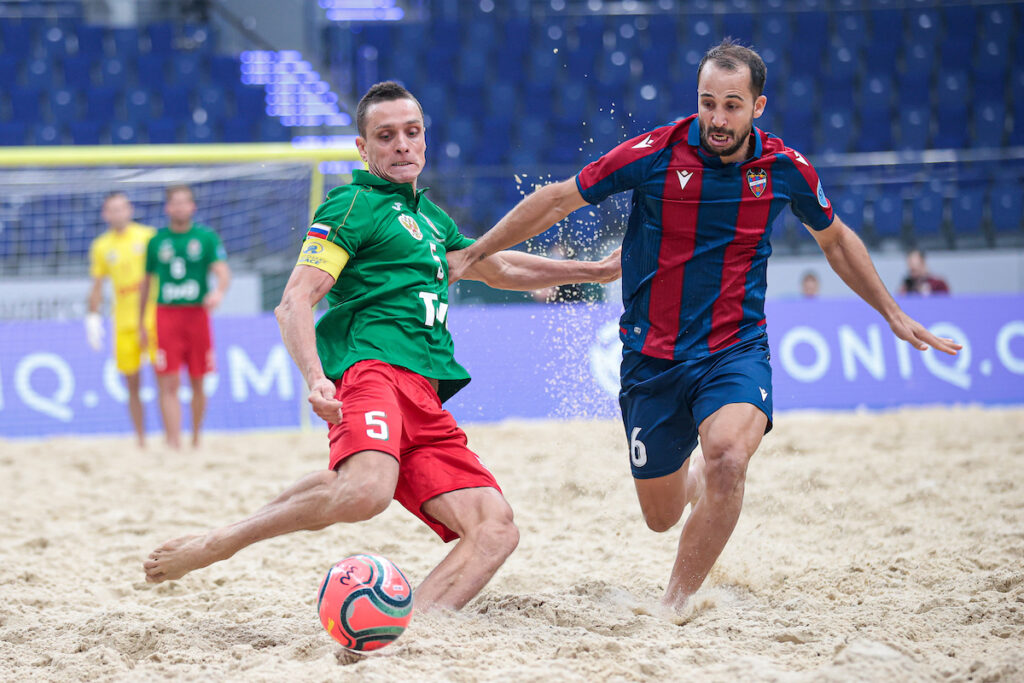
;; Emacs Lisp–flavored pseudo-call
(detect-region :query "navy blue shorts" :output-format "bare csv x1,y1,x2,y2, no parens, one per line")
618,336,774,480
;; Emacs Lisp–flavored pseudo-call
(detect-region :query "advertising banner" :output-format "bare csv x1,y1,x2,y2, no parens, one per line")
1,296,1021,438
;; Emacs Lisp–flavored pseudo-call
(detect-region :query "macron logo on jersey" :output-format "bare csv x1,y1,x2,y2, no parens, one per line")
633,135,655,149
677,170,693,191
307,225,329,240
793,151,809,166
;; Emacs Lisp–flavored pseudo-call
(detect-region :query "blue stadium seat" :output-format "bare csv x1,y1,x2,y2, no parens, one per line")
136,52,166,85
209,54,239,86
63,216,94,259
222,118,253,143
1,21,35,57
974,39,1009,101
757,13,791,53
486,82,517,120
972,101,1005,148
185,121,214,143
0,55,19,88
40,24,69,60
833,11,868,50
780,105,815,153
910,186,945,241
70,120,102,145
99,57,128,87
859,108,893,152
110,27,140,57
934,106,968,149
196,86,226,122
819,107,853,154
906,8,941,48
897,106,930,150
24,58,53,84
32,123,62,145
989,182,1023,239
160,84,192,119
61,54,93,87
258,117,289,142
146,118,179,143
109,120,138,144
720,12,755,43
980,5,1013,44
10,86,42,121
558,81,589,126
74,24,105,58
830,187,866,233
86,86,117,120
123,88,152,124
447,116,478,160
48,87,80,125
0,121,27,145
901,43,933,80
860,75,892,114
146,22,175,54
949,185,988,246
872,193,905,240
233,85,265,121
169,52,204,83
454,85,484,120
791,12,827,68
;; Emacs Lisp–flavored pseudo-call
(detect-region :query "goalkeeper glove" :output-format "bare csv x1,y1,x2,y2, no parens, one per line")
85,312,105,351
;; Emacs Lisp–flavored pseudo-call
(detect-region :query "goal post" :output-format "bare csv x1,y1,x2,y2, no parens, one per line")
0,142,362,279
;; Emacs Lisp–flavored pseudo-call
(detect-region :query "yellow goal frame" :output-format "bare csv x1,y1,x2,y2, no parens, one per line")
0,143,363,222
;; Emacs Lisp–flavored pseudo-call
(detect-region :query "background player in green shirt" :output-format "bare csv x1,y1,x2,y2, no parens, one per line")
140,185,231,449
143,82,620,610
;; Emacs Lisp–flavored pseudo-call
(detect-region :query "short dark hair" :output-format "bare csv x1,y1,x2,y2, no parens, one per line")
697,38,767,98
102,190,129,206
165,184,194,201
355,81,424,138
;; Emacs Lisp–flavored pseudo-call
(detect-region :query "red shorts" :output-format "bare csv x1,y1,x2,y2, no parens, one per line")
328,360,500,542
154,305,214,378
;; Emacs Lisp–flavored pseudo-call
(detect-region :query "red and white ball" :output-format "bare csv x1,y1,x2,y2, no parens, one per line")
316,553,414,651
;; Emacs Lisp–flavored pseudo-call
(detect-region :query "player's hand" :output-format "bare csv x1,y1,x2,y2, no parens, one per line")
203,290,224,310
308,377,344,424
889,311,962,356
592,247,622,283
84,313,105,351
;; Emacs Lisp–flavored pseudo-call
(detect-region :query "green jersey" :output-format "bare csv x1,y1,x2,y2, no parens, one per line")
297,169,474,402
145,224,226,306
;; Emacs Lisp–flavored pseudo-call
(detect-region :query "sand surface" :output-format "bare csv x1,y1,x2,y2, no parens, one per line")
1,407,1022,682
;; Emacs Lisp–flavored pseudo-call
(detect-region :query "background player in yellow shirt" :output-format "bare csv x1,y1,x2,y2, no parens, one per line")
86,192,157,447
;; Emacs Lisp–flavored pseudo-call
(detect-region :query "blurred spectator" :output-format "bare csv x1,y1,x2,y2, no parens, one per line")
800,270,821,298
900,248,950,296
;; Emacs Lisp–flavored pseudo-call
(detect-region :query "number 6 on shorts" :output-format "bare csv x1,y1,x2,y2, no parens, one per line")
630,427,648,467
365,411,389,440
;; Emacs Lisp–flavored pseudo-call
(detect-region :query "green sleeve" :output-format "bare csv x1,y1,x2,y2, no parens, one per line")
312,186,373,257
440,211,474,252
209,230,227,262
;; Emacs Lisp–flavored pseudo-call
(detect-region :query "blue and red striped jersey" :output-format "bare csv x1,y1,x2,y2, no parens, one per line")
577,114,834,360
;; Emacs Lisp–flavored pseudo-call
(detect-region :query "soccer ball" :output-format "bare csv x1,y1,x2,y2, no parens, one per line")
316,553,414,651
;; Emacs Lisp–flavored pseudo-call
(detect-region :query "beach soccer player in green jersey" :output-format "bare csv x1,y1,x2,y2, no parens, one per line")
143,81,621,610
140,185,231,450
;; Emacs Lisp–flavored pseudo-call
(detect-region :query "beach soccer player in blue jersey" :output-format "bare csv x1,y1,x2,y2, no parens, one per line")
450,38,962,610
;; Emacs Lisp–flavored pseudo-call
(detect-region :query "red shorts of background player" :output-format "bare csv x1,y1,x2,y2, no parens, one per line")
154,305,214,378
328,359,500,542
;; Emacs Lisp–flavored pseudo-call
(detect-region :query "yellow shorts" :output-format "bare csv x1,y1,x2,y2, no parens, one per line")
114,322,157,375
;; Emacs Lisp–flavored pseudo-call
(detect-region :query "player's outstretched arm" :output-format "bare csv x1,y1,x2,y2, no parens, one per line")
810,216,961,356
275,265,343,423
448,178,589,283
459,247,621,291
204,260,232,310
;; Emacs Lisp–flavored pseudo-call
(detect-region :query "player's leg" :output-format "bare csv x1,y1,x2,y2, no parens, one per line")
186,309,214,448
417,487,519,610
662,403,765,607
143,450,399,583
661,338,773,608
124,372,145,447
156,371,182,449
188,374,205,448
115,325,147,447
154,305,183,449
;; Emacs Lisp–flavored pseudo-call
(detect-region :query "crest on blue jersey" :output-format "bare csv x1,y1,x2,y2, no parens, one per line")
746,168,767,198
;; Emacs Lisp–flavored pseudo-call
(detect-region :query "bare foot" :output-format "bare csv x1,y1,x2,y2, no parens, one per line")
143,534,218,583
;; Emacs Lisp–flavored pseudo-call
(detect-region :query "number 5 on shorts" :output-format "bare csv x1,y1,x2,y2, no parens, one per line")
630,427,648,467
365,411,389,440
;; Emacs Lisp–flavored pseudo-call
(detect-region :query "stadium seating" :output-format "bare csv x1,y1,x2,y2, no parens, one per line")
0,3,1019,263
